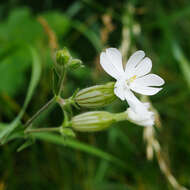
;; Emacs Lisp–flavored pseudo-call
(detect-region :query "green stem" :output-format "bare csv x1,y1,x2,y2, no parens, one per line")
58,70,66,96
114,112,127,122
25,127,60,134
24,97,56,128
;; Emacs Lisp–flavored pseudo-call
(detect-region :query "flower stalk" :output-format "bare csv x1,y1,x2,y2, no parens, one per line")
24,97,56,128
58,69,66,96
114,112,128,121
25,127,60,133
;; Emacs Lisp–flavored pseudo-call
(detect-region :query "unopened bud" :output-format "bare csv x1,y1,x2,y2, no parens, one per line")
69,59,83,69
56,48,71,66
71,111,115,132
74,82,116,108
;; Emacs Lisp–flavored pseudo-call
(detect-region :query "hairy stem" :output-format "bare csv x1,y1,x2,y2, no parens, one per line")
58,70,66,96
24,97,56,128
25,127,60,133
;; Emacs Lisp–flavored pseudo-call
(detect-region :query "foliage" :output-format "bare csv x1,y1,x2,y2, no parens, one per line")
0,0,190,189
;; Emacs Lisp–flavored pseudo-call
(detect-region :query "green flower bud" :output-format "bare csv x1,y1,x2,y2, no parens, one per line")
56,48,71,66
69,58,83,70
71,111,115,132
74,82,116,108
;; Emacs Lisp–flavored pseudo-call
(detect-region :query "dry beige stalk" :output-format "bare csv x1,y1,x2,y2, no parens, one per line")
37,16,59,60
94,13,115,78
120,4,134,62
101,14,115,44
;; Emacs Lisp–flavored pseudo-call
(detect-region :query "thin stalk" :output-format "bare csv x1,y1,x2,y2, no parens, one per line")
24,97,56,128
58,70,66,96
114,112,127,122
25,127,60,134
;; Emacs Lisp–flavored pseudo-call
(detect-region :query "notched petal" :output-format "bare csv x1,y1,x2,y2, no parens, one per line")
100,48,125,80
134,57,152,77
100,52,120,79
130,84,163,95
134,74,165,87
125,50,145,73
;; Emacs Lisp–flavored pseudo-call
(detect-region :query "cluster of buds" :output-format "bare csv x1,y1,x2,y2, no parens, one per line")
55,48,83,76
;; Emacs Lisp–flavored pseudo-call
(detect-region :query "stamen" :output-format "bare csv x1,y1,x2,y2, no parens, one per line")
129,75,137,83
126,75,137,86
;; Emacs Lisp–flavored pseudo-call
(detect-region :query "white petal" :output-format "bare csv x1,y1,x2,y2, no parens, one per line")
100,53,119,79
134,74,165,87
134,57,152,77
130,84,162,95
100,48,124,80
126,107,154,127
106,48,124,72
114,80,125,100
124,88,148,114
125,50,145,74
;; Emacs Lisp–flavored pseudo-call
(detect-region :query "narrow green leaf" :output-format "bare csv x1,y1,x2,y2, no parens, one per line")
0,46,41,144
66,1,83,17
32,132,126,169
172,42,190,89
17,138,35,152
70,20,102,52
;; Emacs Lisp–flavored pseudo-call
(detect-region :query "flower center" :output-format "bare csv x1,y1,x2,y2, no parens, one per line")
126,75,137,86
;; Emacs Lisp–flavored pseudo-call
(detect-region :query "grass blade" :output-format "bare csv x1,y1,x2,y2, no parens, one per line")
172,42,190,89
32,132,127,169
0,46,41,143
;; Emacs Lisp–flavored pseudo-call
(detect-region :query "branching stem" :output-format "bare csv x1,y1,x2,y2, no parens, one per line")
25,127,60,133
58,70,66,96
24,97,56,128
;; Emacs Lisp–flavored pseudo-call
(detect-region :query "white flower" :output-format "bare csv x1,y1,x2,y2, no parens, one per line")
126,103,154,127
100,48,164,114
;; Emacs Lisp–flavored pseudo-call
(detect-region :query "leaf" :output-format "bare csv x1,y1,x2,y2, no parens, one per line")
17,138,35,152
71,20,102,52
32,132,126,169
172,42,190,89
0,47,31,96
42,12,71,37
0,46,41,144
66,1,83,17
0,8,43,45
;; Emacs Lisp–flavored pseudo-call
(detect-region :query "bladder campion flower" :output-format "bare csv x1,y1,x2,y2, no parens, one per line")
100,48,164,114
126,103,154,127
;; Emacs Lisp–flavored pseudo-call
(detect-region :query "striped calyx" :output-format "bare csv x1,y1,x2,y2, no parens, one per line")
74,82,116,108
71,111,115,132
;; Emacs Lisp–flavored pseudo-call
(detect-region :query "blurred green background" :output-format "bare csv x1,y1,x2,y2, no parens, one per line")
0,0,190,189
